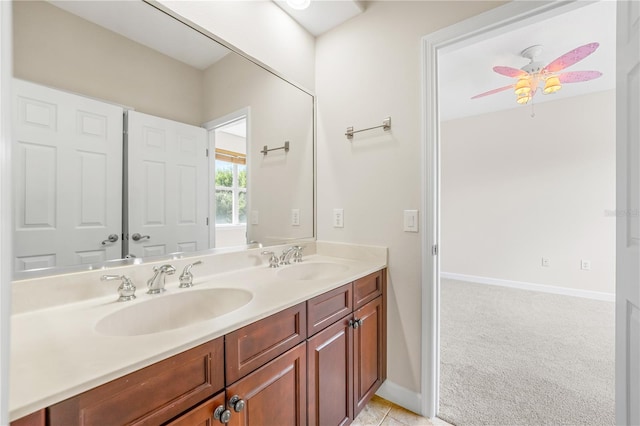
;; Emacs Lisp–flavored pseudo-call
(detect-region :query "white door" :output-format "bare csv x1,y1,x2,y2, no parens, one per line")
617,2,640,424
12,79,123,271
127,111,208,258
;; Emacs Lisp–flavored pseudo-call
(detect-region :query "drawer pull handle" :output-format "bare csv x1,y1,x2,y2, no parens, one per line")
229,394,246,412
214,405,231,423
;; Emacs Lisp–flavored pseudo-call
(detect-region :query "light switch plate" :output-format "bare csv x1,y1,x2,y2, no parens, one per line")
291,209,300,226
333,208,344,228
403,210,418,232
251,210,259,225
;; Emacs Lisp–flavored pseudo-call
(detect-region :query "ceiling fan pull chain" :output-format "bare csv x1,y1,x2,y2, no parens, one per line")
530,99,536,119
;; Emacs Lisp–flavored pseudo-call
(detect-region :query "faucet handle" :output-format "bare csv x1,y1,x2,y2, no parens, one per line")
101,274,136,302
261,251,279,268
179,260,202,288
292,246,304,263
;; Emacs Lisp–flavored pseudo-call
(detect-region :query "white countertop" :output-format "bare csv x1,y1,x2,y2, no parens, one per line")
9,243,386,421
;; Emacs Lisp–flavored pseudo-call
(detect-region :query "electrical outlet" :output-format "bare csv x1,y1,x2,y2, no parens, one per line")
581,259,591,270
251,210,259,225
542,257,550,267
291,209,300,226
333,208,344,228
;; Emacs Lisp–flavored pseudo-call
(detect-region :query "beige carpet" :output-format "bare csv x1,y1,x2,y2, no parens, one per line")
439,279,615,426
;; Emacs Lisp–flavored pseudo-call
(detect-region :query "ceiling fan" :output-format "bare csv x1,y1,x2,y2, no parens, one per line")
471,42,603,105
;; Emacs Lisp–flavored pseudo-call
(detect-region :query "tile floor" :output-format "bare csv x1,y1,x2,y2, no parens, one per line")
352,395,453,426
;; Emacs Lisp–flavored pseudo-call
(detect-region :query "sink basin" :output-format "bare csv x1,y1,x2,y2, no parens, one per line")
95,288,252,336
276,262,349,281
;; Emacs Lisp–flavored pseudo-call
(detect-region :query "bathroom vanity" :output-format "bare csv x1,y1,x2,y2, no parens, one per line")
10,243,387,425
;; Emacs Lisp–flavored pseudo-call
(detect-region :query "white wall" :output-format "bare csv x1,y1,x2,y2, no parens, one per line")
441,90,616,294
315,0,505,398
13,1,204,126
158,0,316,91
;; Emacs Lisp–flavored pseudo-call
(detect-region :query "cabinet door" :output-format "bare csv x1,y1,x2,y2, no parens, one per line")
165,391,225,426
353,297,385,416
226,343,307,426
307,315,353,426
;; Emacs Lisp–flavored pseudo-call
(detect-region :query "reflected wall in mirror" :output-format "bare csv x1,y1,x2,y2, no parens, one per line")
12,0,314,275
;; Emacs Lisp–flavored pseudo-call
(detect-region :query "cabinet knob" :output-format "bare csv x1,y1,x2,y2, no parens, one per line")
214,405,231,423
349,318,363,329
228,394,246,412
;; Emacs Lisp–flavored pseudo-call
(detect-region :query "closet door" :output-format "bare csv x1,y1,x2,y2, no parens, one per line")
127,111,208,258
12,79,123,271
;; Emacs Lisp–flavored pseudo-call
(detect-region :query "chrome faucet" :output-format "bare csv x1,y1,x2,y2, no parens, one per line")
102,274,136,302
147,264,176,294
179,260,202,288
262,251,279,268
280,246,305,265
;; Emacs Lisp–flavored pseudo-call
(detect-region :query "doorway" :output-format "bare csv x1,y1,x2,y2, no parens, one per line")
205,109,249,248
419,0,628,422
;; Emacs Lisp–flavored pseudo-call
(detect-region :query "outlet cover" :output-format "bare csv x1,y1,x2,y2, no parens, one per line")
333,208,344,228
403,210,419,232
542,257,550,267
581,259,592,270
291,209,300,226
251,210,259,225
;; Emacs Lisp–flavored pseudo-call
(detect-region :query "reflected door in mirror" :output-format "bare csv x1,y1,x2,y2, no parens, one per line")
127,111,209,258
13,80,123,271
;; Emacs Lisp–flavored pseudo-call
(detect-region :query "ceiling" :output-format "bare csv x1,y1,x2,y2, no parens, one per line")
439,1,616,121
50,0,229,70
272,0,364,37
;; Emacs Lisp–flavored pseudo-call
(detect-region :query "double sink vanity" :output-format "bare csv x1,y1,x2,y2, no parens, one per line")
10,242,387,425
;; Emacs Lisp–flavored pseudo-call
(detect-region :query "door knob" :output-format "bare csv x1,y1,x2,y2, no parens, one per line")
131,233,150,241
101,234,119,245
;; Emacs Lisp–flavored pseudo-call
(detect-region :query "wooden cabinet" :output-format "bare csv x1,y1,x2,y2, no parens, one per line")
307,315,353,426
10,410,45,426
165,391,226,426
225,302,306,384
47,338,224,426
307,270,387,425
353,296,385,415
17,269,386,426
226,343,307,426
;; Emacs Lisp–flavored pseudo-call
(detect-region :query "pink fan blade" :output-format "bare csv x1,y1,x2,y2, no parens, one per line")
558,70,603,83
543,42,600,73
493,66,528,78
471,84,515,99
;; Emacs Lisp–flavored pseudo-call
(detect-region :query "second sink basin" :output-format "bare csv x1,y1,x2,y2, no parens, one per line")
95,288,253,336
277,262,349,281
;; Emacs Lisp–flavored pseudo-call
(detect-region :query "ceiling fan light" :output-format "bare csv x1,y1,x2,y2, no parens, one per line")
516,92,531,105
514,77,531,96
543,76,562,94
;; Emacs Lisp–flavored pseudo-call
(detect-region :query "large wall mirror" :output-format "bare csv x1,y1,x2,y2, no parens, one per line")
12,0,315,277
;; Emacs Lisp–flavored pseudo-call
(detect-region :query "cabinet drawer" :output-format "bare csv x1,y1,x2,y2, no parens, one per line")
164,391,225,426
353,270,383,309
47,338,224,426
225,302,306,384
307,283,352,336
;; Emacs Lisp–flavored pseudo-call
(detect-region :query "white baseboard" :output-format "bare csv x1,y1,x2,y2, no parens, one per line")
376,380,423,416
440,272,615,302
